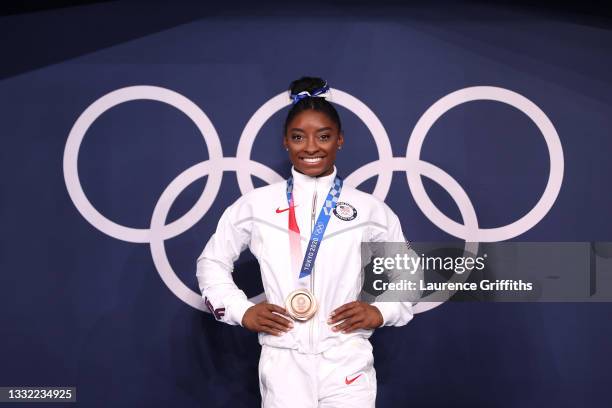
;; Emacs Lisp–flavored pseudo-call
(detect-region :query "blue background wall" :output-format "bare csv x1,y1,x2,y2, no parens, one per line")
1,1,611,406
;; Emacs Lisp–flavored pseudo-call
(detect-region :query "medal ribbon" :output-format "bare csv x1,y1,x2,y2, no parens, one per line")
286,180,302,278
286,175,343,280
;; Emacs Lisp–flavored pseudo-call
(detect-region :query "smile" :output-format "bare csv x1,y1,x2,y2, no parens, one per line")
301,157,324,164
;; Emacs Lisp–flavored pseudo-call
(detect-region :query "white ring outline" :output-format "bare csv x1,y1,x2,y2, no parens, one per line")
406,86,564,242
388,158,480,314
63,85,224,243
149,158,277,310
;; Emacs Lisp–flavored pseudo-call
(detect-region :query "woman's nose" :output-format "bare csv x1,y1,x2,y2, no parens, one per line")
304,136,318,153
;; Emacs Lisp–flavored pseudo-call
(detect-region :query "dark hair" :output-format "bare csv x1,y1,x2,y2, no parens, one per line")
284,76,342,135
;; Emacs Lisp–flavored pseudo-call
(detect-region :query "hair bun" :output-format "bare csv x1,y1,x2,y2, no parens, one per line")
288,76,328,95
283,76,341,133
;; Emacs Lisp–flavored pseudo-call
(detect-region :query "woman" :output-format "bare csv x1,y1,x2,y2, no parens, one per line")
196,76,415,407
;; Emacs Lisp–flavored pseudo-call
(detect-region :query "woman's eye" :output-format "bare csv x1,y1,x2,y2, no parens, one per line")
291,134,303,141
319,134,330,141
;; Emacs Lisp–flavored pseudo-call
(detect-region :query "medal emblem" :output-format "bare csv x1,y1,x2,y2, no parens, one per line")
285,289,318,321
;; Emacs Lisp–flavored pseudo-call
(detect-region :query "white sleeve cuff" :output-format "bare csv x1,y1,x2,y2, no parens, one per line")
226,298,256,327
371,301,414,327
371,301,397,326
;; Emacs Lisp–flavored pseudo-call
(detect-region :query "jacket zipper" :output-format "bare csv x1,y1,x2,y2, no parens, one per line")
309,178,318,352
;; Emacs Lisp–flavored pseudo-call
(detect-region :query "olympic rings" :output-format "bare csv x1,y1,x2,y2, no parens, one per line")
63,85,563,314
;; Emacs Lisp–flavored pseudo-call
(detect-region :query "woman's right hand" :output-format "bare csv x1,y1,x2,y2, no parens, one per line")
242,302,294,336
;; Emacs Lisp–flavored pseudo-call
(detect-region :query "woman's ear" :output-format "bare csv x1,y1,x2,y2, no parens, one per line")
337,131,344,149
283,136,288,151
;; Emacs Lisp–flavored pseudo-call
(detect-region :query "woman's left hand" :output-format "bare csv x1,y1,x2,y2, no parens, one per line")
327,301,384,334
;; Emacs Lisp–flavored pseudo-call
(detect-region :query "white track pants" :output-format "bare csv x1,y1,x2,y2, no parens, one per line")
258,338,377,407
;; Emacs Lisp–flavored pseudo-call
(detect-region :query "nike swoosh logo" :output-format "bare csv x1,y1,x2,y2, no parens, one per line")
345,374,363,385
276,205,298,213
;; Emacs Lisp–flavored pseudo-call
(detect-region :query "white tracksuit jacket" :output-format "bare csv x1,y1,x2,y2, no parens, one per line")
196,165,414,355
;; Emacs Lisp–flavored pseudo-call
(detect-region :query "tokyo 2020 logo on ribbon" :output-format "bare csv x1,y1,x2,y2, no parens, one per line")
63,85,564,314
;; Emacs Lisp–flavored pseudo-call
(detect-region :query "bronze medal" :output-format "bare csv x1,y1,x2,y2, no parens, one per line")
285,289,318,321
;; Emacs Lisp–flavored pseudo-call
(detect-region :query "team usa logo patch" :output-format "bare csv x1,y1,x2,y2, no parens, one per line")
204,296,225,320
333,202,357,221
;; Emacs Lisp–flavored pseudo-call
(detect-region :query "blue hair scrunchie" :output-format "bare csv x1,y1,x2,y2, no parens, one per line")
289,82,330,105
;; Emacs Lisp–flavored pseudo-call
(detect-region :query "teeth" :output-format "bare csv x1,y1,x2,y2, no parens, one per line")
302,157,323,163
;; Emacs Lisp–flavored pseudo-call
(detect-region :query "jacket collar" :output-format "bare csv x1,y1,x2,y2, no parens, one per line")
290,165,337,190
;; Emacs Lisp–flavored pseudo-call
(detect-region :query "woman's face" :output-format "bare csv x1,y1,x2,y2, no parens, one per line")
284,109,344,177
